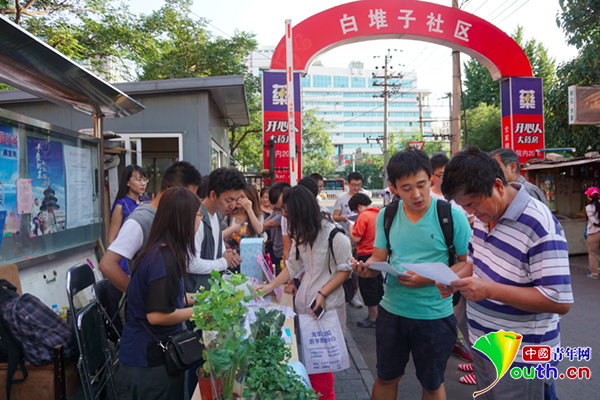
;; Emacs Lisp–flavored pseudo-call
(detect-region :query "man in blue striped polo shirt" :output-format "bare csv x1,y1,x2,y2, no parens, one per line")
438,146,573,400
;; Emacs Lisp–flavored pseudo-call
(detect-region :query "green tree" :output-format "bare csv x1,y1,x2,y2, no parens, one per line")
344,154,383,189
545,0,600,153
463,103,502,152
229,75,263,171
301,108,336,177
388,131,445,157
135,0,256,80
463,26,555,110
2,0,263,169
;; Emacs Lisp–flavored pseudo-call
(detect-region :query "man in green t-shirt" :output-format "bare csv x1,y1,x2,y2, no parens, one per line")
353,149,471,400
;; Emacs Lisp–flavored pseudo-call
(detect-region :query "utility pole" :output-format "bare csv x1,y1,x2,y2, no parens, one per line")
418,93,424,137
373,49,401,188
451,0,462,154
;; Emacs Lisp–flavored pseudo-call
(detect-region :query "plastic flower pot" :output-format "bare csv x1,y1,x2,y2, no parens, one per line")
197,367,223,400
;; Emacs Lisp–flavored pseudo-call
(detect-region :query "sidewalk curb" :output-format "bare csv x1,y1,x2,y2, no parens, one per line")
345,330,375,396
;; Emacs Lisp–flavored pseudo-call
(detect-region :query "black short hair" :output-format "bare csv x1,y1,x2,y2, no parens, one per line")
269,181,291,205
197,176,210,198
309,173,324,182
348,193,372,212
387,149,432,188
298,177,319,197
347,171,363,183
207,168,246,198
489,148,520,173
442,145,507,200
430,153,450,171
160,161,202,192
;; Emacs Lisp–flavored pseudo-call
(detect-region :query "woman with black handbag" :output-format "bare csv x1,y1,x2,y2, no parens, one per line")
119,187,202,400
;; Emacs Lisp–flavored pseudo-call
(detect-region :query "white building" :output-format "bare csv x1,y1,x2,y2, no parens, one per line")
246,45,433,168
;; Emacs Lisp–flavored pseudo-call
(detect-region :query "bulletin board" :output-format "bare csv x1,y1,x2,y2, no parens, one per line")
0,109,101,265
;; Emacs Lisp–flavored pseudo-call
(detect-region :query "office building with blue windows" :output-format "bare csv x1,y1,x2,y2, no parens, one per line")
246,46,433,168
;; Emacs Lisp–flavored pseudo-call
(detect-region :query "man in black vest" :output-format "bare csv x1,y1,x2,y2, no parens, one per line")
100,161,202,292
186,167,245,293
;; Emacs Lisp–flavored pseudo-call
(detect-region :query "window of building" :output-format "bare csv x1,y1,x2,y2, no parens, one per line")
301,76,311,88
402,80,413,89
333,76,349,88
351,77,366,88
313,75,332,88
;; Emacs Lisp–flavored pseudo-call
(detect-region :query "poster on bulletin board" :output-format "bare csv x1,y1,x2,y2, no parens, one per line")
64,145,93,229
27,138,66,237
0,124,21,236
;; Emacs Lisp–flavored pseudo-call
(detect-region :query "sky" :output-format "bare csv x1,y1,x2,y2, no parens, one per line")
130,0,579,120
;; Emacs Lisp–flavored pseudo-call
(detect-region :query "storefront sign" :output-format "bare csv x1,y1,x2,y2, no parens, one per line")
501,77,545,163
262,71,302,184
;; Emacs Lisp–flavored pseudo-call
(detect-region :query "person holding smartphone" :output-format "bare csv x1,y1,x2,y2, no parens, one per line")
256,186,352,400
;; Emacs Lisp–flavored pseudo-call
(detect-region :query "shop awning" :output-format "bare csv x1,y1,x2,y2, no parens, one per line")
0,17,144,119
522,157,600,171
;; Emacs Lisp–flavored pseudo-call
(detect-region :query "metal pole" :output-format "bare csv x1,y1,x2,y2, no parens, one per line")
285,19,297,185
268,139,275,185
418,92,424,137
93,115,106,247
451,0,462,154
383,53,389,187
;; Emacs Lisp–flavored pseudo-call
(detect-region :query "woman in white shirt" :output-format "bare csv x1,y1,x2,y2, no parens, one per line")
257,185,352,400
585,187,600,279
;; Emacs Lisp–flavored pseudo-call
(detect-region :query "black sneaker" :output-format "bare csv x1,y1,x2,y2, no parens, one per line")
357,318,376,328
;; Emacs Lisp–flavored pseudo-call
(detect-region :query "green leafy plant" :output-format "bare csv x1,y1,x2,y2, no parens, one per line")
250,308,286,342
190,270,262,399
243,310,318,400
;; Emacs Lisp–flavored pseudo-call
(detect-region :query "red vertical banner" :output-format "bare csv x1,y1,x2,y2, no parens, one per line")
262,71,302,185
500,77,545,164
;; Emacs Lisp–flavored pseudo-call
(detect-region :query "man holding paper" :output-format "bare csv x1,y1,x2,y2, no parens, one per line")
352,149,471,400
438,146,573,400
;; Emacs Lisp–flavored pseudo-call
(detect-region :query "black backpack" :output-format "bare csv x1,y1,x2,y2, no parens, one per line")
0,279,27,400
383,198,462,306
383,198,457,265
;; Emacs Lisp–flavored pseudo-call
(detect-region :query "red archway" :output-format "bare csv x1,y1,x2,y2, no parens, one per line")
270,0,533,81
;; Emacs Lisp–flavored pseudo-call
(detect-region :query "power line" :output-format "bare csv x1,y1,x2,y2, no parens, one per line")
489,0,522,24
496,0,532,25
467,0,491,14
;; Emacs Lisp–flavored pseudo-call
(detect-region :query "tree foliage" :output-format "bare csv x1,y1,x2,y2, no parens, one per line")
2,0,263,169
301,108,336,177
463,103,502,152
344,154,384,189
545,0,600,152
463,26,555,110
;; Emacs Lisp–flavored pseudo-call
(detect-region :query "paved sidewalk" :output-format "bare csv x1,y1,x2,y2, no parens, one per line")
332,331,374,400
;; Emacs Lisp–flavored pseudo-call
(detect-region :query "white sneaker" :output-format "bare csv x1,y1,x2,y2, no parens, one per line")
349,295,363,308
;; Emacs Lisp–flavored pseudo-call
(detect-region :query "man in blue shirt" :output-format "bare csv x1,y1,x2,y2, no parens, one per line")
353,149,472,400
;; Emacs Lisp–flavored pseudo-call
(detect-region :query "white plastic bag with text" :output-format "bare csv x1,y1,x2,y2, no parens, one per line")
299,312,350,374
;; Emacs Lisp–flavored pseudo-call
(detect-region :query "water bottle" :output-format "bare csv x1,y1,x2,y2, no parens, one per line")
240,222,248,239
59,306,68,322
52,304,59,316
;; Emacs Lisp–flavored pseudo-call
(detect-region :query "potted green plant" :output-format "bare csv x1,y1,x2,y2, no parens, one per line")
190,270,262,400
242,309,318,400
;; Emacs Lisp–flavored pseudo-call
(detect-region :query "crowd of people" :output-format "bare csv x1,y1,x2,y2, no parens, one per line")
98,144,578,400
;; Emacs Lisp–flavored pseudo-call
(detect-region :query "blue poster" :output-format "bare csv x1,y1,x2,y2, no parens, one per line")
0,211,5,250
0,124,21,236
27,138,66,236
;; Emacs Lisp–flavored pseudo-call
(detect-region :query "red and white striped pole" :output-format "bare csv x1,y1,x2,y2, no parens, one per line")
285,19,297,185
